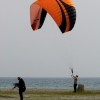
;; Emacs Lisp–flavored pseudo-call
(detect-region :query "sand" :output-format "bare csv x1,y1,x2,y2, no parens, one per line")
0,88,100,100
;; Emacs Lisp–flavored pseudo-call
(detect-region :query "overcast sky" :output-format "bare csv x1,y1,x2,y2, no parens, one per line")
0,0,100,78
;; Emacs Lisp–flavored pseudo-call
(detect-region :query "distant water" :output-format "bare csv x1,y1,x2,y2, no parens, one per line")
0,77,100,89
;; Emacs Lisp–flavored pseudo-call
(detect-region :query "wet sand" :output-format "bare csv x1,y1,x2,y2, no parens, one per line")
0,88,100,100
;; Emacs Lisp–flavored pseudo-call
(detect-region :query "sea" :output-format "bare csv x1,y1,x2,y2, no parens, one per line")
0,77,100,90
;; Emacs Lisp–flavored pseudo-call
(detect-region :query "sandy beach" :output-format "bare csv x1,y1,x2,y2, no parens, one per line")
0,88,100,100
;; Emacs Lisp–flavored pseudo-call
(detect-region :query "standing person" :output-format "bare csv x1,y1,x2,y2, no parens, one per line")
71,74,78,93
13,77,26,100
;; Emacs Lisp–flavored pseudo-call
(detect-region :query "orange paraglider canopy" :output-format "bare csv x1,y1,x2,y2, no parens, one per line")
30,0,76,33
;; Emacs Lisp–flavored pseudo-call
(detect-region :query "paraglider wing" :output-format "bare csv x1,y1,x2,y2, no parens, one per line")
30,0,76,33
30,4,47,30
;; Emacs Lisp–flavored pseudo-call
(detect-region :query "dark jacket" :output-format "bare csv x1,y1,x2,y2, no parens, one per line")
16,78,26,92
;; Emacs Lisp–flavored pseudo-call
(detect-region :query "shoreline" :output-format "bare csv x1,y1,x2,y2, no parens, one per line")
0,87,100,90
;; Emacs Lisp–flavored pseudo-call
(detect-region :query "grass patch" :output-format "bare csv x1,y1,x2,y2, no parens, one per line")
0,89,100,96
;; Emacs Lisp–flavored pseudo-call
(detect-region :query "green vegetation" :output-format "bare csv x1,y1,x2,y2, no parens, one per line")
0,89,100,95
0,89,100,100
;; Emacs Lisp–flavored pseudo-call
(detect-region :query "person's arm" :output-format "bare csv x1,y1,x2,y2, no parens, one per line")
71,74,76,79
13,83,19,88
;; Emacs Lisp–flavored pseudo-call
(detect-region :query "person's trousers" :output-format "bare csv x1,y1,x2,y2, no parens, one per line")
19,90,23,100
74,84,77,93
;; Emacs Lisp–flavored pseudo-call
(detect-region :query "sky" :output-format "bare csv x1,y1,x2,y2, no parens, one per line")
0,0,100,78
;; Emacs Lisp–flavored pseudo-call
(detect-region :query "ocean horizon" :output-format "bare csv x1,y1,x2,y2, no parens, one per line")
0,77,100,90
